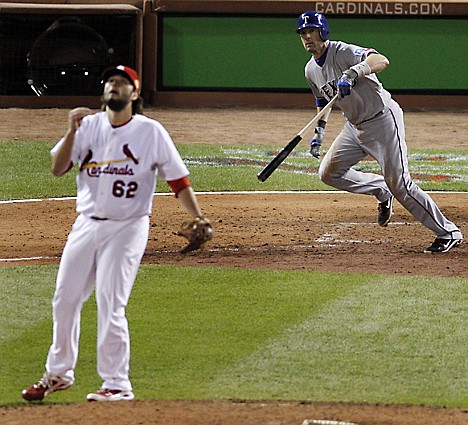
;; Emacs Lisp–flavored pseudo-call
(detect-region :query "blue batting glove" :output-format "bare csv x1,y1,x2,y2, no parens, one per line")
309,125,325,158
337,69,358,99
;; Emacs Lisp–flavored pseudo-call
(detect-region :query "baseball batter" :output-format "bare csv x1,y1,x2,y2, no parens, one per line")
298,11,463,253
22,65,212,402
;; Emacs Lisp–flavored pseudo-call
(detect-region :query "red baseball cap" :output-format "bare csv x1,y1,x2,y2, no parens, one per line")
101,65,141,93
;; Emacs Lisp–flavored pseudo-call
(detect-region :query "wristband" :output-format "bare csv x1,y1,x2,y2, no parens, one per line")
317,119,327,129
349,61,372,78
167,176,191,197
316,97,328,108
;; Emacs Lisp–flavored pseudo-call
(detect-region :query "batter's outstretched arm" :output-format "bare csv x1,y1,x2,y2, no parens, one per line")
338,53,390,99
51,107,92,176
365,53,389,74
316,104,333,122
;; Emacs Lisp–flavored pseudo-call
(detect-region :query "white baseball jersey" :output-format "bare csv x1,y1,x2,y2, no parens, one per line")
305,41,392,125
46,111,192,392
51,112,189,220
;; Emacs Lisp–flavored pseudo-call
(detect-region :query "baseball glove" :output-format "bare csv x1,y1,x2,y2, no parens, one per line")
177,216,213,254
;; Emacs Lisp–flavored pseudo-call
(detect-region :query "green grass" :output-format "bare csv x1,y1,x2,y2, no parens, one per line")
0,141,76,199
1,141,467,200
1,140,467,409
0,265,466,407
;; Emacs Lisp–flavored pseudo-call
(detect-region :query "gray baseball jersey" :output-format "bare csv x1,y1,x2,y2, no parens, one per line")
305,41,392,125
309,41,462,242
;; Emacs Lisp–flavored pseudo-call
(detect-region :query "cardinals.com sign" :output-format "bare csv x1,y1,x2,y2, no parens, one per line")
313,2,445,15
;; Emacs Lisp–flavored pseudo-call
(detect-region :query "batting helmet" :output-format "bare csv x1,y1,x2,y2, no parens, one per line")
101,65,141,94
296,11,329,41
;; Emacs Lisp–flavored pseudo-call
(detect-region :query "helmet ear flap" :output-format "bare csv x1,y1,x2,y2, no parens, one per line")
319,27,329,41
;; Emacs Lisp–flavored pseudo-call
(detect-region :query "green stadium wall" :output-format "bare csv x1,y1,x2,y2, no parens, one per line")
0,0,467,109
158,15,467,92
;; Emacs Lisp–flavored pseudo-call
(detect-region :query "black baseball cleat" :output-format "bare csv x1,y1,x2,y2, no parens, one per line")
377,196,394,227
424,238,462,254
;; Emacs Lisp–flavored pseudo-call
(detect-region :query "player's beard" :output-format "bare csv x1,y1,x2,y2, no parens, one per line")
105,97,129,112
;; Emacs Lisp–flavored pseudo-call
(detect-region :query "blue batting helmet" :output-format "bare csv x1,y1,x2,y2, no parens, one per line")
296,11,329,41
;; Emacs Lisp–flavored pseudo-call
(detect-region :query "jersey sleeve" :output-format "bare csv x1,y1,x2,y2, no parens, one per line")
305,65,329,107
305,63,322,99
50,115,92,166
152,123,190,181
336,43,378,70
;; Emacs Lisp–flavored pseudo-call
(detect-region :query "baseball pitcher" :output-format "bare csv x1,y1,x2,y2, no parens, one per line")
22,65,213,402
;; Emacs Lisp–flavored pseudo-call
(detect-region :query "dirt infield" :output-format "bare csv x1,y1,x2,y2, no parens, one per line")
1,107,467,424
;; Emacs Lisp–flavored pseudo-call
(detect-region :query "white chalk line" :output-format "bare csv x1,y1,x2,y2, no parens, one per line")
2,191,335,204
0,256,59,263
302,420,360,425
1,190,466,205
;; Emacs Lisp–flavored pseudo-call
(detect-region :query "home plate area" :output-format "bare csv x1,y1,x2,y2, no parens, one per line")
315,221,418,247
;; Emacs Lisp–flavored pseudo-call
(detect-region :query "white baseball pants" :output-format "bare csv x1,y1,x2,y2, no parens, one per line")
45,214,150,391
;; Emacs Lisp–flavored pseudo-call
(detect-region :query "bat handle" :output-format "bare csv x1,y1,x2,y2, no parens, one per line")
297,93,339,138
257,93,338,183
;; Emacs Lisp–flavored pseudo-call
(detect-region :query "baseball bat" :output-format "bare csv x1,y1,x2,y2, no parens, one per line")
257,93,338,182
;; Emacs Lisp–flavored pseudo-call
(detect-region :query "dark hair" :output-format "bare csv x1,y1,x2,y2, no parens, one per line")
100,95,144,115
132,96,144,115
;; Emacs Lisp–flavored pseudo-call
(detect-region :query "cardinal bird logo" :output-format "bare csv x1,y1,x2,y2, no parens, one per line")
123,144,139,164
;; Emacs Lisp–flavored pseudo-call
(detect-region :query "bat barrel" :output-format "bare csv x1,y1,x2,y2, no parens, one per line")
257,135,302,182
